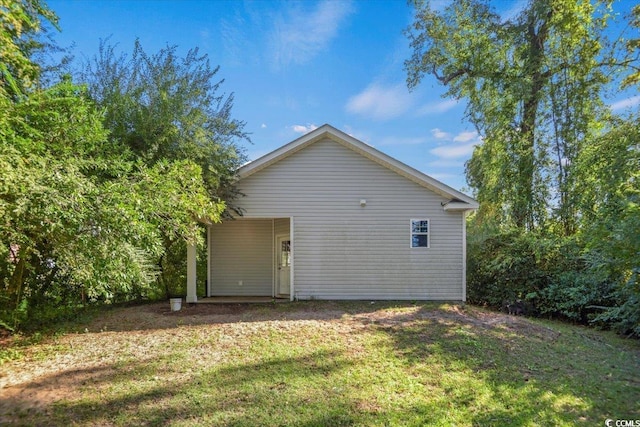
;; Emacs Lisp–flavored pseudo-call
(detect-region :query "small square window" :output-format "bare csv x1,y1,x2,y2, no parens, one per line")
410,219,429,248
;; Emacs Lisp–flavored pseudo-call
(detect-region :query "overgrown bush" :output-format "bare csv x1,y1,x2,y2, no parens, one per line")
592,269,640,337
466,227,638,335
531,271,614,323
467,229,549,308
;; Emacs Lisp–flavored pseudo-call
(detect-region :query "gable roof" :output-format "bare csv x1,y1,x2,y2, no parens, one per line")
238,124,478,211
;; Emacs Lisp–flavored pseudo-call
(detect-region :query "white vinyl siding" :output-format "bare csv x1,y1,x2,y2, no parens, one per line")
228,137,464,300
274,218,289,237
209,219,273,296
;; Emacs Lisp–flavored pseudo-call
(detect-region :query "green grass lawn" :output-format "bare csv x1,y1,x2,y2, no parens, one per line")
1,301,638,426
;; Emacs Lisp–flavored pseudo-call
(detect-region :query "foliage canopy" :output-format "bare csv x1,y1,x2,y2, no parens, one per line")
0,1,247,330
406,0,640,335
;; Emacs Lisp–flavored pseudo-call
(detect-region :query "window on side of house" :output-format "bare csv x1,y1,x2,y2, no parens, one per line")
410,219,429,248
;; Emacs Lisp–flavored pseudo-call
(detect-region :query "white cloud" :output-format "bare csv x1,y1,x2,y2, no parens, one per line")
610,96,640,111
430,143,477,159
291,124,318,134
270,0,354,69
345,83,414,120
429,129,481,159
418,99,459,115
431,128,451,140
261,123,267,129
453,131,478,143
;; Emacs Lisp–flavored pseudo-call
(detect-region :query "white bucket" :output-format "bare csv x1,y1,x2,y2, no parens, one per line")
170,298,182,311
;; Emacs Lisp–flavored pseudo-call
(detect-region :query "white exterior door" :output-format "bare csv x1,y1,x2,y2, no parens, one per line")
276,235,291,296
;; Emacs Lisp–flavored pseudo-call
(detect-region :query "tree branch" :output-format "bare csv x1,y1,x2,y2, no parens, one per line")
433,64,471,85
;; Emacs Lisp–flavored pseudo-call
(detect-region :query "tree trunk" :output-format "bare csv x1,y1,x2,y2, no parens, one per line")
515,13,551,230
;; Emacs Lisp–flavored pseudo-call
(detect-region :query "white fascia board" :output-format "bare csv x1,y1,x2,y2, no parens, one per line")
443,201,479,211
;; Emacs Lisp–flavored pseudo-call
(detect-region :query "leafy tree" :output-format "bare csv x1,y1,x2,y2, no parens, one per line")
0,0,58,98
407,0,640,335
0,80,224,329
621,4,640,88
575,115,640,335
1,2,242,328
79,39,248,209
405,0,611,233
78,40,249,297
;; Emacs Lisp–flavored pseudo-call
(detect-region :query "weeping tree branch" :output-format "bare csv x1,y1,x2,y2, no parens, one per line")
433,64,473,85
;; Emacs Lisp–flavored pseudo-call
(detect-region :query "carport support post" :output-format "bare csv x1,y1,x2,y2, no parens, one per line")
186,243,197,303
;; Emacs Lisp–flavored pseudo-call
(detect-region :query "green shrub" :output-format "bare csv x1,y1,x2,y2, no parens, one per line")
467,229,554,309
467,225,639,336
593,269,640,337
530,271,614,322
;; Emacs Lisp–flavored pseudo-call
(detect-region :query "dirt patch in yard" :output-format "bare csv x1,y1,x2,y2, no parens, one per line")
0,301,562,421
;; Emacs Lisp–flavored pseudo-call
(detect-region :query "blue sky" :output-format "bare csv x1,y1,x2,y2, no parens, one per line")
47,0,638,192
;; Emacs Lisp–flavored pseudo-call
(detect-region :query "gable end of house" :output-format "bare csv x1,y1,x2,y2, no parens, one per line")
237,124,478,210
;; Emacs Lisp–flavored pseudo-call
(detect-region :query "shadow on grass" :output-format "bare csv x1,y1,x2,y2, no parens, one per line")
373,305,640,426
3,302,638,426
1,348,359,426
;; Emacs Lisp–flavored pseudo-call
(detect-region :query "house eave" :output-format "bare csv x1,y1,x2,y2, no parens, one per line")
443,201,479,211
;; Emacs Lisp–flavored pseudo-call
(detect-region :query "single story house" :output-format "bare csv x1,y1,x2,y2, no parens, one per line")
185,124,478,302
